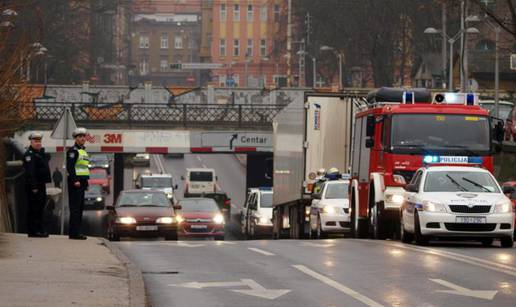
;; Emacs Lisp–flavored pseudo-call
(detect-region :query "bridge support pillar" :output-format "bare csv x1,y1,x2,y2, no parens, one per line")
113,153,124,202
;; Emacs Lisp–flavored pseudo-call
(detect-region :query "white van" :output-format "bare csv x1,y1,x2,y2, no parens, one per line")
137,173,177,200
183,168,217,197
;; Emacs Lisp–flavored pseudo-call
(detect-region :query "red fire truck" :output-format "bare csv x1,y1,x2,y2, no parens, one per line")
350,88,495,239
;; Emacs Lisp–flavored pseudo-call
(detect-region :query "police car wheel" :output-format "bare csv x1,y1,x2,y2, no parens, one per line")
414,212,428,246
400,213,413,243
316,215,324,239
500,236,514,248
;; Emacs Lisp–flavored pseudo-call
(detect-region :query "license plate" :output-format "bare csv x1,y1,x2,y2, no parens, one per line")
136,225,158,231
455,216,486,224
191,225,207,229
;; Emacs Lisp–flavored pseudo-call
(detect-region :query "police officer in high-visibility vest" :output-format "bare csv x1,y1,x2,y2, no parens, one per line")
23,132,51,238
66,127,90,240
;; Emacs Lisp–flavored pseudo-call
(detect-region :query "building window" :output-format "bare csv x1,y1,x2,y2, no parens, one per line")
174,36,183,49
220,39,226,56
260,5,267,21
219,75,226,87
476,39,495,51
232,75,239,87
480,0,496,11
247,39,253,57
274,4,280,21
220,3,226,21
161,33,168,49
260,39,266,57
247,4,253,21
233,4,240,21
160,59,168,72
139,57,149,75
233,39,240,56
139,33,149,49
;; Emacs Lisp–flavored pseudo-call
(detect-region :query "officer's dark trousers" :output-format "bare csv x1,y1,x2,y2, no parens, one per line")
26,184,47,235
68,184,85,237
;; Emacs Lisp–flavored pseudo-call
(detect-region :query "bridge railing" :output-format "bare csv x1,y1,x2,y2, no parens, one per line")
24,103,286,129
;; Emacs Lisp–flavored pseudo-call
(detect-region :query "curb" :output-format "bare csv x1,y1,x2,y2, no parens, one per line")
100,238,148,307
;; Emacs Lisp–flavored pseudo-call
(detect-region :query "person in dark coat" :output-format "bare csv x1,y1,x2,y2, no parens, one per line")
52,167,63,188
23,132,51,238
66,127,90,240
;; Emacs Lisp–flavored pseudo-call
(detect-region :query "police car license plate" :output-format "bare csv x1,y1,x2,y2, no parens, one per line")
191,225,207,229
136,225,158,231
455,216,486,224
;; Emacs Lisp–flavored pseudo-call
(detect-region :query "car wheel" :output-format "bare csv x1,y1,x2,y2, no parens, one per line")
107,225,120,242
250,221,256,240
500,236,514,248
414,212,428,246
316,215,324,239
165,231,178,241
400,212,414,244
480,238,494,247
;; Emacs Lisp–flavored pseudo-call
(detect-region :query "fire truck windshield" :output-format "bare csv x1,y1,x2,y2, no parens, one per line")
389,114,490,155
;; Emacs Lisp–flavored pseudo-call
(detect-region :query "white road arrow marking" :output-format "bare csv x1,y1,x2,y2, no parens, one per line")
248,247,275,256
232,279,290,300
213,241,236,245
300,242,335,248
169,279,290,300
429,279,498,300
176,242,205,247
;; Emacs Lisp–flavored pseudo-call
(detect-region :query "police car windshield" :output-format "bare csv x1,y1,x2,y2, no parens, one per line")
142,177,171,188
260,193,273,208
117,192,170,207
179,199,219,212
390,114,490,155
424,171,500,193
325,183,349,199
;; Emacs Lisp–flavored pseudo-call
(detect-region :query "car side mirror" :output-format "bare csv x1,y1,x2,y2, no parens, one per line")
502,186,515,195
173,205,182,210
174,184,179,190
405,184,419,193
366,115,375,137
312,193,321,200
106,205,115,211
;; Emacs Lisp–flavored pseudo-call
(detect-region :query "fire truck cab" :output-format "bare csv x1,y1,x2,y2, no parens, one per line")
350,87,494,239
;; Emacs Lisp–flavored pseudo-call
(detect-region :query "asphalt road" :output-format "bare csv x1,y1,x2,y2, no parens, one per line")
117,238,516,307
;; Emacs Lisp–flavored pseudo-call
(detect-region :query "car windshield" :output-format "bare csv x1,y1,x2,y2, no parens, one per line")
117,192,170,207
479,103,513,120
390,114,490,155
179,199,219,212
189,171,214,182
260,193,273,208
141,177,171,188
86,185,102,195
90,172,106,179
325,183,349,199
90,155,109,164
424,171,500,193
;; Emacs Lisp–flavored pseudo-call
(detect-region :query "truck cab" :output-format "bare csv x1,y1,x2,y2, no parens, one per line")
350,88,495,239
138,173,177,201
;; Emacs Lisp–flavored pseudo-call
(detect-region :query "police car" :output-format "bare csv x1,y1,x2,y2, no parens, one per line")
400,165,514,247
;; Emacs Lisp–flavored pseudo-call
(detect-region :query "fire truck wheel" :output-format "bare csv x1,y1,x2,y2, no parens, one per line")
400,213,413,243
414,212,429,246
370,204,387,240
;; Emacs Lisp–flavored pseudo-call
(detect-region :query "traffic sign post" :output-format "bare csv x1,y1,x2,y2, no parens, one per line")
51,108,77,235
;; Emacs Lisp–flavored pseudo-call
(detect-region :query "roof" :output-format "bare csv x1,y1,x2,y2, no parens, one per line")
141,173,173,178
424,166,491,173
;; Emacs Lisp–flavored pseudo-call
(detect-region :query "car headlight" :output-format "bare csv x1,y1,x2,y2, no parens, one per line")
156,217,174,224
117,217,136,224
258,217,269,224
422,201,446,212
495,200,512,213
166,193,173,199
96,197,103,202
103,164,109,168
385,194,405,205
323,206,336,214
175,215,184,224
213,214,224,224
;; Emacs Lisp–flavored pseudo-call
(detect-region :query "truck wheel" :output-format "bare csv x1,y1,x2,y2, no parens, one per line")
501,236,514,248
249,221,256,240
400,212,413,243
272,209,280,240
414,212,429,246
370,204,387,240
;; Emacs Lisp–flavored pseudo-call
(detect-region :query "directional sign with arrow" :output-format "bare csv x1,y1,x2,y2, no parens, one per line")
170,279,290,300
429,279,498,300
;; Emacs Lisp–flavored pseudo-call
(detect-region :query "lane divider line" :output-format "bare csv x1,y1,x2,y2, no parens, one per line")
248,247,275,256
293,265,384,307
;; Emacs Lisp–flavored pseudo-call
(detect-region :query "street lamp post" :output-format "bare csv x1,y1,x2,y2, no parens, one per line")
312,57,316,88
424,27,479,91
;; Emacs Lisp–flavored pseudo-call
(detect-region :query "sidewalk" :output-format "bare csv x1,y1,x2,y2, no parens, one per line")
0,233,144,307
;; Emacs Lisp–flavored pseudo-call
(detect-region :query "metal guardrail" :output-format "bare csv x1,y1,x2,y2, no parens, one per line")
24,103,286,129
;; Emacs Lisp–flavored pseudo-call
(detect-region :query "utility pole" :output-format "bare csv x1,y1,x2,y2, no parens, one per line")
459,0,465,91
298,40,305,87
286,0,292,87
463,0,470,91
441,2,447,89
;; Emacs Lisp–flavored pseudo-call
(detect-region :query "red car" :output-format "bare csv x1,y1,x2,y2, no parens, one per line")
89,168,111,194
106,190,180,241
506,104,516,142
176,198,225,240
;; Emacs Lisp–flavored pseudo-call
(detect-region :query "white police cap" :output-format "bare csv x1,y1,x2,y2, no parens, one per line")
72,127,88,137
28,132,43,140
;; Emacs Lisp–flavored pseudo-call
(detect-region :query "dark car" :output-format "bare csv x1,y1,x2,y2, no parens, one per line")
89,154,111,174
176,198,225,240
84,185,105,210
202,192,232,220
106,190,180,241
